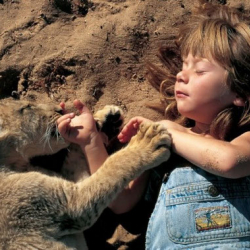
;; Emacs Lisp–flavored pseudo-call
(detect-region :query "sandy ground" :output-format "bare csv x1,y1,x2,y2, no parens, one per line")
0,0,249,249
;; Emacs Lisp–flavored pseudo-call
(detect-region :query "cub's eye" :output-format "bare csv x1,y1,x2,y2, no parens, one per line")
19,104,32,113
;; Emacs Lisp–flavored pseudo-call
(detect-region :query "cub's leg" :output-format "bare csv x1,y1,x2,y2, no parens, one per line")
2,122,171,248
64,121,171,230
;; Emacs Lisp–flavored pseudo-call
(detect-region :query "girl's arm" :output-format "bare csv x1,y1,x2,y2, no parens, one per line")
81,134,108,174
161,120,250,179
109,115,250,214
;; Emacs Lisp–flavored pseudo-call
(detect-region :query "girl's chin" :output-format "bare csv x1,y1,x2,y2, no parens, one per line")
177,109,197,121
177,108,191,117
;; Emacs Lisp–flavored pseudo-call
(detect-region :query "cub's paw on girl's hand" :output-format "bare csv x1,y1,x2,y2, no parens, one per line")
128,121,172,168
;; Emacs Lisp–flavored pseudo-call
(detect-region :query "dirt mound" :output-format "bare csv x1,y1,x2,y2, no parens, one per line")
0,0,192,119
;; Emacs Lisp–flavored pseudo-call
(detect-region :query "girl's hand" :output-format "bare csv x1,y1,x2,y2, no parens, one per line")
117,117,187,143
118,116,152,143
57,100,98,146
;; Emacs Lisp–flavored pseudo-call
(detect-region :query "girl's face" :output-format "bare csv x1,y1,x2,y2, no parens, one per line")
175,53,236,124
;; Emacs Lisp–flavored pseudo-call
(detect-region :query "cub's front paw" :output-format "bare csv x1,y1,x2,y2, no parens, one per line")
94,105,123,141
129,121,171,169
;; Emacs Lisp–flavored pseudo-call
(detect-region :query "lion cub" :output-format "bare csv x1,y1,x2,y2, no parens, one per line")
0,99,171,249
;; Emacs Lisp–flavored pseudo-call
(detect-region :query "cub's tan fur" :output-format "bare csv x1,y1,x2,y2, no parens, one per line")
0,99,171,249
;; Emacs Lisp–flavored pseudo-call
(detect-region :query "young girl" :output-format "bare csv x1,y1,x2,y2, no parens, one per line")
57,1,250,249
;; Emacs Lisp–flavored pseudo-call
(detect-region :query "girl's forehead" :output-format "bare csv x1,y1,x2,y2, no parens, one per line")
182,53,218,65
180,37,231,71
183,54,207,61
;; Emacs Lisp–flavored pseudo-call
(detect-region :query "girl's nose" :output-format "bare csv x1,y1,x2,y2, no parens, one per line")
176,70,188,84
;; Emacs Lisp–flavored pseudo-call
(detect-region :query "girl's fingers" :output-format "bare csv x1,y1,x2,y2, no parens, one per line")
121,119,139,134
59,102,65,109
118,122,139,143
118,130,136,143
117,134,131,143
118,117,152,143
73,100,90,114
59,102,67,114
57,113,75,125
125,117,146,130
57,118,71,136
59,100,91,115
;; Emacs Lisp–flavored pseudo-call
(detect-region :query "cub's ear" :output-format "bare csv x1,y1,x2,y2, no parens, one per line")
233,96,245,107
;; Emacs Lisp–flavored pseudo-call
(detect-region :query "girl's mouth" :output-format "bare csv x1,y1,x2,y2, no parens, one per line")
175,90,188,98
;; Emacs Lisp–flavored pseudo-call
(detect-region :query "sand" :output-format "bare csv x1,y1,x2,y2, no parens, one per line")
0,0,248,249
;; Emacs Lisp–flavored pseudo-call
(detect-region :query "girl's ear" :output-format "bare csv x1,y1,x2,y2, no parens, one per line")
233,96,245,107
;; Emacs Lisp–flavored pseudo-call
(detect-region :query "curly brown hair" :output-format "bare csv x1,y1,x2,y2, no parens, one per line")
147,1,250,141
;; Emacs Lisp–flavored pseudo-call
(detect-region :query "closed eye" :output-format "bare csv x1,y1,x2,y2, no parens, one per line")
195,70,206,75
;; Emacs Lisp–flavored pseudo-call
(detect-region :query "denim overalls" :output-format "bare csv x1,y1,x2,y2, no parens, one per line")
146,165,250,249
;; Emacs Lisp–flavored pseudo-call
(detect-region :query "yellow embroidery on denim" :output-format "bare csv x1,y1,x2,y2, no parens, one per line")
195,206,231,232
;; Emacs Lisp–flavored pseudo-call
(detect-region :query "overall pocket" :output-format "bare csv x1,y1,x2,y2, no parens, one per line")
165,179,250,245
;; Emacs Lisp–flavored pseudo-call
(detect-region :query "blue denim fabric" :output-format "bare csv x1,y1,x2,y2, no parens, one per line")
146,167,250,249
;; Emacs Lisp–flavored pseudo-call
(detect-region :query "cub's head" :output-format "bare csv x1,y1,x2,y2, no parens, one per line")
0,99,69,165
